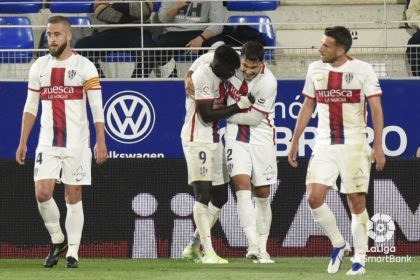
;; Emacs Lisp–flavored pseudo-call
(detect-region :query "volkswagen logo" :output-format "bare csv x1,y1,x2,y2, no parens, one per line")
104,90,155,144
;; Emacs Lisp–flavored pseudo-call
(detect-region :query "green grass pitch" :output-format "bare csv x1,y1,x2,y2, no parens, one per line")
0,257,418,280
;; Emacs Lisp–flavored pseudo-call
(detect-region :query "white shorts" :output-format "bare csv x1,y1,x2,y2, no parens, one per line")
225,140,277,187
306,143,372,193
182,140,229,186
34,146,92,185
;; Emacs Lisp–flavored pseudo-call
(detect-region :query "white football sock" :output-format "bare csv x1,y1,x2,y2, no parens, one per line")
310,203,345,248
254,196,272,253
65,201,84,260
190,202,220,248
37,198,64,244
351,209,369,264
236,190,258,248
193,202,213,254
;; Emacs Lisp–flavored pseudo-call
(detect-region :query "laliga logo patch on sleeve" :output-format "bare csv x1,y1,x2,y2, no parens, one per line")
200,85,211,97
257,98,266,105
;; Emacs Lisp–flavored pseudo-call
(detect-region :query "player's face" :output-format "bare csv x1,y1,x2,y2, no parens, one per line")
47,22,71,58
318,35,343,64
241,57,263,81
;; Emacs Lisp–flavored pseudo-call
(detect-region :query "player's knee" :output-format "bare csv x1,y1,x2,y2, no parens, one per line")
35,191,52,203
192,182,212,205
211,183,228,208
307,194,323,209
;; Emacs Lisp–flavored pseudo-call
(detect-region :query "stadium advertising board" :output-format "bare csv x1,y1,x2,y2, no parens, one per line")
0,80,418,158
0,159,418,258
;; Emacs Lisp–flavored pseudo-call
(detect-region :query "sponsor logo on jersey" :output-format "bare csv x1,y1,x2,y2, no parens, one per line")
316,89,361,103
104,90,156,144
41,86,83,100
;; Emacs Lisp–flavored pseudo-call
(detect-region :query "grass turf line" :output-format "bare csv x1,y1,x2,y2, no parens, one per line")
0,257,418,280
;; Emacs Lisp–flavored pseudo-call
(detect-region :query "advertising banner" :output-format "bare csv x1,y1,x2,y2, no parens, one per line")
0,80,418,158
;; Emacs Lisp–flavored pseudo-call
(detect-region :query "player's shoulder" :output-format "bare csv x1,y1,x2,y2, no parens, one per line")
259,65,277,85
31,54,51,70
73,52,95,67
193,64,214,81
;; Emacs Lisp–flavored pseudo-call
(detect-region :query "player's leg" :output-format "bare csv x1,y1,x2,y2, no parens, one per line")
250,144,277,263
341,143,371,276
306,145,349,273
34,147,67,268
184,141,229,262
61,147,92,268
253,186,274,264
226,141,257,259
63,184,83,268
346,193,368,276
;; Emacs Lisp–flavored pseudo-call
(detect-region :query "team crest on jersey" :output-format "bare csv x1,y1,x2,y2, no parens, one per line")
344,73,354,83
67,69,76,80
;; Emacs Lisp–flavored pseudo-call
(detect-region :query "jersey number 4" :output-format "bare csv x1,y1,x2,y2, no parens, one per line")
36,152,43,164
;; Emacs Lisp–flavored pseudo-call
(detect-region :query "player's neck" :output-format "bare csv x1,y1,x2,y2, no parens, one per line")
55,48,73,61
330,55,349,68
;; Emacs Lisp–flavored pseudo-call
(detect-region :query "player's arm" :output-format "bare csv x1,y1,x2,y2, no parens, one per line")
84,60,108,164
288,96,316,168
227,108,264,126
185,53,214,97
86,83,107,164
228,79,277,126
197,95,254,123
16,63,41,165
368,96,385,171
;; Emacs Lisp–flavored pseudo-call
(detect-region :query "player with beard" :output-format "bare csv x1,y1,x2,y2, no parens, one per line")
16,16,108,268
288,26,385,275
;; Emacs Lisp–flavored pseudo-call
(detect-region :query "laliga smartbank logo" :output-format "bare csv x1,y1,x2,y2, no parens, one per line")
365,213,411,263
368,213,395,242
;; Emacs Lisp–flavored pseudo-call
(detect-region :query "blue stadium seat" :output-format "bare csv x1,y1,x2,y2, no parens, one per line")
226,1,277,11
227,16,275,60
50,0,94,13
153,1,161,12
0,0,42,13
0,17,34,63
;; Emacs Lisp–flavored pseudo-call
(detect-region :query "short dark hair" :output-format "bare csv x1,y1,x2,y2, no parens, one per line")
48,15,71,28
324,26,352,53
241,41,265,62
212,45,240,79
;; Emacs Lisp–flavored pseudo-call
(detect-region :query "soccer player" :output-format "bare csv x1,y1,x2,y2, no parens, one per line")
15,16,107,268
181,45,254,264
287,26,386,275
224,41,277,264
183,42,277,264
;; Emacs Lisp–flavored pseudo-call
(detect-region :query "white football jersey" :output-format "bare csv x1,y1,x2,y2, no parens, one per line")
225,65,277,145
27,53,101,148
303,57,382,145
181,64,226,143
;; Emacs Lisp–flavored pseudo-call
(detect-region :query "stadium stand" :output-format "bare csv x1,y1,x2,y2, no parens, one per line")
49,0,94,13
0,0,41,13
226,0,278,11
0,16,34,63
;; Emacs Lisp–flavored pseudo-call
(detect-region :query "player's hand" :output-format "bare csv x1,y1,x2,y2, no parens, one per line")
237,95,254,109
288,142,299,168
371,144,385,171
184,73,194,97
16,143,27,165
247,92,255,104
94,141,108,164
